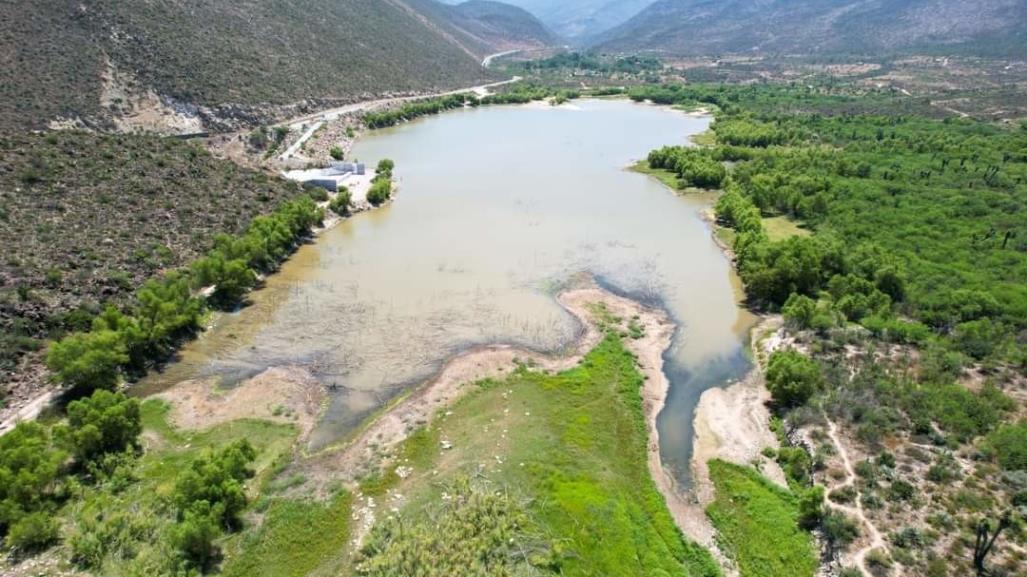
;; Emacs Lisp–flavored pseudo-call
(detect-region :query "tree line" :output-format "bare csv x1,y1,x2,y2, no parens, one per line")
46,197,324,397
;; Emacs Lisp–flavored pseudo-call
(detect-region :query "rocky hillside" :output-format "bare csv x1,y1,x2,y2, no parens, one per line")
416,0,556,51
0,0,552,133
595,0,1027,57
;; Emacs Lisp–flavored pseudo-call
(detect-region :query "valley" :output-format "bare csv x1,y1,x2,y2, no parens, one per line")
1,1,1026,577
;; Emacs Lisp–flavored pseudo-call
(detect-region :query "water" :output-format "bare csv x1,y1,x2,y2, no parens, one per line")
143,99,756,484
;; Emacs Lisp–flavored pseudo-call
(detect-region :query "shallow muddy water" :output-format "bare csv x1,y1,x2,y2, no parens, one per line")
144,99,756,483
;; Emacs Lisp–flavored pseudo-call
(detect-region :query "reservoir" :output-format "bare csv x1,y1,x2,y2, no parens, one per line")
144,98,756,484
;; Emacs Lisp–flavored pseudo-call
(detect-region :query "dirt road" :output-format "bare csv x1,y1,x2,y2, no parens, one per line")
278,71,522,161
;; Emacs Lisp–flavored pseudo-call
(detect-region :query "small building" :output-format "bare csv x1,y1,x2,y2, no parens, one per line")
328,161,366,176
302,178,338,192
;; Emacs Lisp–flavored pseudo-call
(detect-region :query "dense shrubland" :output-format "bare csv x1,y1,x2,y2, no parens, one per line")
640,83,1026,368
513,52,662,76
642,82,1027,576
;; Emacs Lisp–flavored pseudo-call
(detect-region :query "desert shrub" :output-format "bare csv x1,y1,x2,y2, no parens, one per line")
891,527,925,549
330,186,352,216
356,478,558,576
888,480,916,502
306,186,329,202
983,421,1027,471
776,446,813,488
329,146,344,161
829,486,857,504
822,511,860,549
5,512,58,552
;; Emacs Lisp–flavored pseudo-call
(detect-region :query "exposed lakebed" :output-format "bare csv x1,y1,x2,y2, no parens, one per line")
143,99,755,484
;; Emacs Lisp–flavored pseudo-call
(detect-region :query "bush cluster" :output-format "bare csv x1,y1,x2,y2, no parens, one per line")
0,390,141,552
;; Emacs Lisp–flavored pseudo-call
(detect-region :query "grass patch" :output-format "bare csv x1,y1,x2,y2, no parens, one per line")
706,460,817,577
360,333,721,576
691,129,718,146
762,216,811,242
632,159,682,190
222,492,353,577
61,400,299,575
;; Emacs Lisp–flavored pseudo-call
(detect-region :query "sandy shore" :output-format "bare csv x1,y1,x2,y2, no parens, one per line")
153,365,328,442
690,316,788,505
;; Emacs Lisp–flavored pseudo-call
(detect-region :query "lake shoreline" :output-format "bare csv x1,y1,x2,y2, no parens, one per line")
631,157,788,523
242,278,728,558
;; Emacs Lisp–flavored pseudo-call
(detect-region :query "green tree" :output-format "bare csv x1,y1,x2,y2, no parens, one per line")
173,440,256,529
46,330,128,393
63,390,141,464
766,350,822,408
170,502,222,570
376,158,395,175
0,423,66,547
367,178,392,206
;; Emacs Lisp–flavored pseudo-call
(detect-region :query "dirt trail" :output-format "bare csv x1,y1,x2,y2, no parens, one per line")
824,418,889,577
0,388,58,436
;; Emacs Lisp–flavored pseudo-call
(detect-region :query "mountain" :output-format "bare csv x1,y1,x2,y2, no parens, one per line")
595,0,1027,57
440,0,657,41
0,0,552,133
419,0,557,50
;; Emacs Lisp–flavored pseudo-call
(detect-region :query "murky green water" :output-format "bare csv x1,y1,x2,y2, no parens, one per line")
144,99,755,483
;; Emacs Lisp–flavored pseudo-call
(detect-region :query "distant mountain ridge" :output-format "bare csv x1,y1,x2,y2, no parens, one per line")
0,0,552,133
595,0,1027,57
440,0,657,41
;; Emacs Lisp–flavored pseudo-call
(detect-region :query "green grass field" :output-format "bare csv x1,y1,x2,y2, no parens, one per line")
762,216,811,242
632,159,682,190
706,460,817,577
222,492,353,577
353,331,721,576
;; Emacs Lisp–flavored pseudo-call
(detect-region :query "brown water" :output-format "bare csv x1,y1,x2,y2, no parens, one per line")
144,99,756,483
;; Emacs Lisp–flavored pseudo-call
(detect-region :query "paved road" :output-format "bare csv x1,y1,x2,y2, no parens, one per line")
482,49,521,68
